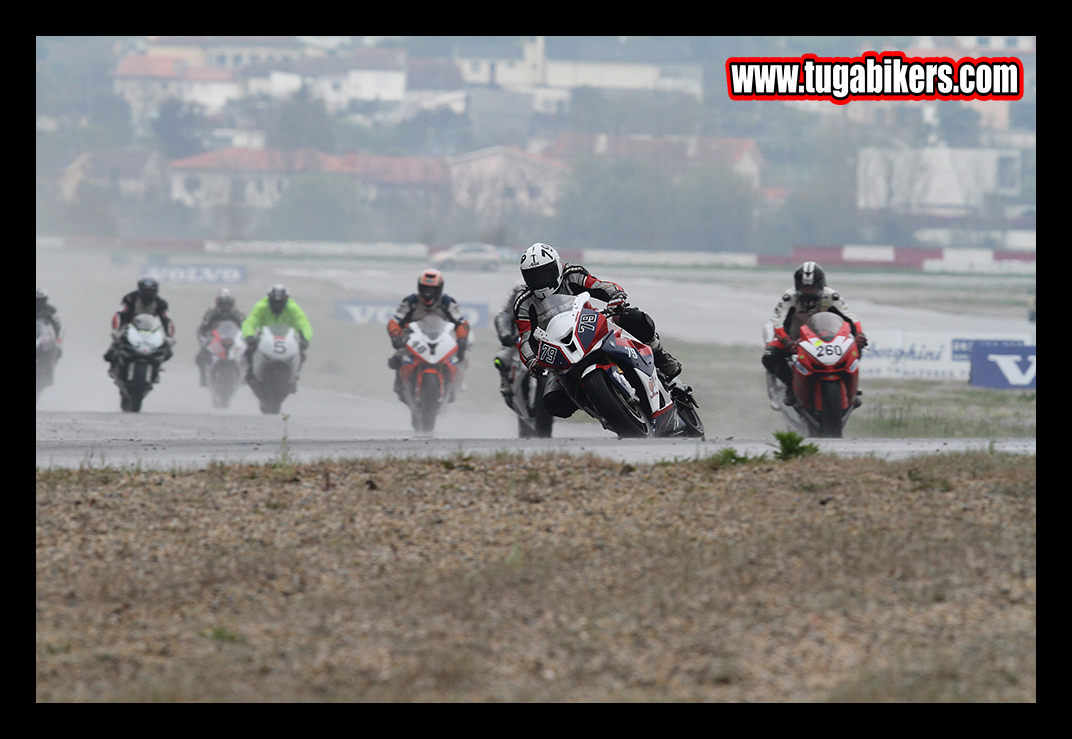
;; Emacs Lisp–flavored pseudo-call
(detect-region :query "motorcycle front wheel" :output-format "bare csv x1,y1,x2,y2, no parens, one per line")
818,380,844,438
584,370,650,439
416,372,442,433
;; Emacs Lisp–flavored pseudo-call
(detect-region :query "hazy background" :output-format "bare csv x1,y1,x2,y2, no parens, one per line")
36,35,1036,253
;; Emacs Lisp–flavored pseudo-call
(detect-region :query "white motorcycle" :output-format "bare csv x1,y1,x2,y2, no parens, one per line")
202,319,247,409
530,292,703,439
36,319,61,401
249,324,302,414
108,313,170,413
395,315,461,434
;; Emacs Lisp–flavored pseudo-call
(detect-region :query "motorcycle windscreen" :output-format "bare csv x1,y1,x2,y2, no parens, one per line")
535,293,577,328
805,312,847,342
415,314,448,340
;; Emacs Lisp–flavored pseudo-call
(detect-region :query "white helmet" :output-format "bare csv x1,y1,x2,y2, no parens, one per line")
520,242,563,300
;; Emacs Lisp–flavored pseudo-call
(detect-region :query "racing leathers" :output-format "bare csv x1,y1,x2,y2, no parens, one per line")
195,306,246,386
105,291,175,366
387,293,471,396
513,263,679,418
762,286,866,404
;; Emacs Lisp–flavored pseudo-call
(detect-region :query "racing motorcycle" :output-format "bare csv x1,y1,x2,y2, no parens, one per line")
530,292,704,439
202,319,246,409
504,340,554,438
36,319,61,401
765,312,862,438
395,314,460,434
108,313,170,413
248,324,302,414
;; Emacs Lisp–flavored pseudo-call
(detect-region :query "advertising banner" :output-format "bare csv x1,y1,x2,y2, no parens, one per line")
862,331,1032,380
141,265,247,284
970,343,1036,389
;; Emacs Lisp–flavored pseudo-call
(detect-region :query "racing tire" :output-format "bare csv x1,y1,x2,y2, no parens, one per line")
126,362,149,413
585,370,650,439
258,363,289,414
818,380,844,438
676,401,705,439
211,361,240,409
533,375,554,438
418,372,441,433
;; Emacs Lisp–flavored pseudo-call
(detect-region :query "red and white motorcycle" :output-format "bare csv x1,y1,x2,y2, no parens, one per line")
395,314,461,434
766,312,862,438
202,319,246,409
531,292,703,439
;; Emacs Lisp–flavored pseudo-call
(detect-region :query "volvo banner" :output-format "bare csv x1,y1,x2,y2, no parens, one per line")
141,265,247,284
970,342,1036,389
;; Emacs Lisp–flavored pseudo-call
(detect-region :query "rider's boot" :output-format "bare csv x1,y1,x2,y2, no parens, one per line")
494,356,514,407
650,334,682,380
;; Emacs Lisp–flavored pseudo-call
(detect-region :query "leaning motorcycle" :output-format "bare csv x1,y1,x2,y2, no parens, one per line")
36,319,61,401
108,313,170,413
765,312,861,438
248,324,302,414
202,319,246,409
505,339,554,438
396,315,460,434
531,292,704,439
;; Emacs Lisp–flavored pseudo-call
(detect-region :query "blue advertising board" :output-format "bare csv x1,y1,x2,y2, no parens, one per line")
336,300,489,329
141,265,247,284
970,342,1036,389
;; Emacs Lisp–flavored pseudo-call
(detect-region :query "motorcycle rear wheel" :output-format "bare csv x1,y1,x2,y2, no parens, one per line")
818,380,844,438
585,370,650,439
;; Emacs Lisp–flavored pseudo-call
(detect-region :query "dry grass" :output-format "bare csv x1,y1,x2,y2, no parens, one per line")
37,451,1035,702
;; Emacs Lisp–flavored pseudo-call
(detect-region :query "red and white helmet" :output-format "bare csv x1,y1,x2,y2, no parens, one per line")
520,242,563,300
417,268,444,306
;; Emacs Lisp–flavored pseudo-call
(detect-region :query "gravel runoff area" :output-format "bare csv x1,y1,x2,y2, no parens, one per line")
36,451,1035,702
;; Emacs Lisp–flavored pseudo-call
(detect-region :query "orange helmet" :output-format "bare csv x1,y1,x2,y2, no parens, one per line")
417,269,444,306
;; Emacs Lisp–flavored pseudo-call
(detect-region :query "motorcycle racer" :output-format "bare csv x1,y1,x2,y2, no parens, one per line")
762,261,867,405
36,288,62,336
104,277,174,368
387,269,471,400
195,289,246,387
513,242,682,418
242,285,312,381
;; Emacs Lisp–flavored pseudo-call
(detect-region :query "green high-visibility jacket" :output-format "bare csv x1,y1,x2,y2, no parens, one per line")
242,297,314,342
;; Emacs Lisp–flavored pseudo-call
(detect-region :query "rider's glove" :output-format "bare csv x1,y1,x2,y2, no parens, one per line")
499,332,516,348
783,338,799,354
605,296,628,314
526,361,545,378
855,332,868,350
391,335,405,350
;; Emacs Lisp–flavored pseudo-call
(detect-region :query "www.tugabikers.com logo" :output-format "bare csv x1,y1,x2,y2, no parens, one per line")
726,51,1024,104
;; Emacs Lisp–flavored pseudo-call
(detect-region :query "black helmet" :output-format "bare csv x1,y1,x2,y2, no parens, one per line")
137,276,159,302
268,284,289,314
793,261,826,311
216,288,235,312
36,288,48,309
